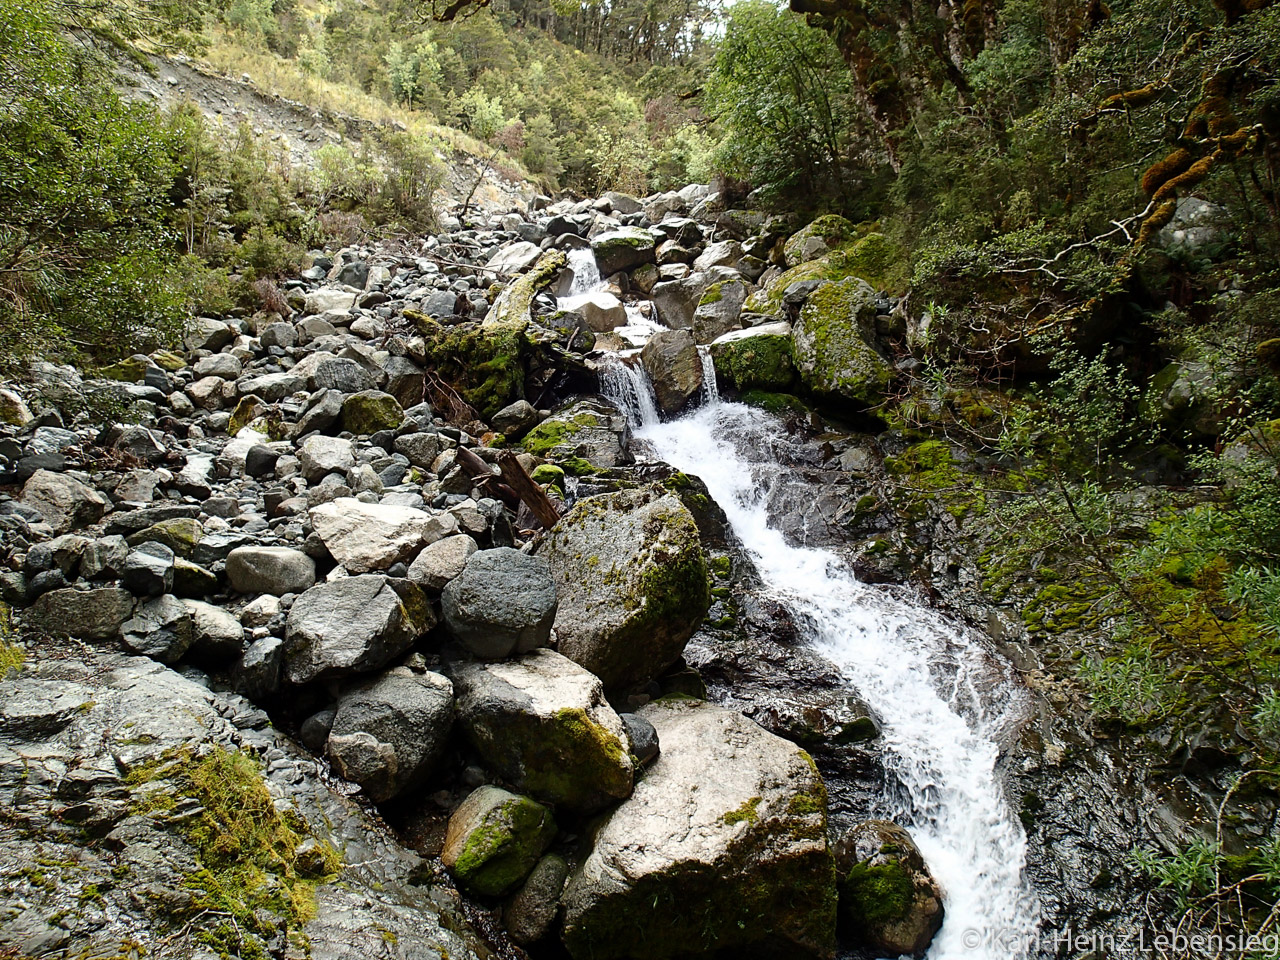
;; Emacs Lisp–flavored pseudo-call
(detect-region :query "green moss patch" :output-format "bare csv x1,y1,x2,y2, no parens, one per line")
413,315,529,420
840,859,915,928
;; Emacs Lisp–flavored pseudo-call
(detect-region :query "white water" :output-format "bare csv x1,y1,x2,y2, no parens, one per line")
563,246,603,296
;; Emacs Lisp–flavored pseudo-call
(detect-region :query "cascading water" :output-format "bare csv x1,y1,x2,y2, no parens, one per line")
563,246,603,297
616,380,1039,958
598,357,661,430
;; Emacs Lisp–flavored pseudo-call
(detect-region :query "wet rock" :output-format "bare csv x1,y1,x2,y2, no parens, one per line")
620,713,659,764
284,574,434,684
641,328,702,415
442,785,557,897
573,292,628,332
408,534,478,592
834,820,944,957
539,487,709,690
22,586,134,640
506,854,569,945
560,698,836,960
451,649,633,812
441,547,557,658
327,668,455,802
311,498,454,574
521,398,631,470
225,546,317,596
21,470,108,534
590,227,656,275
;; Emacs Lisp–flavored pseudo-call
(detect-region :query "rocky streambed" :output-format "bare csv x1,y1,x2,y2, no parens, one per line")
0,184,1190,959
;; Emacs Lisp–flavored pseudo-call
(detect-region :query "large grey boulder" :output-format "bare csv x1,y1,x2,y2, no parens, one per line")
298,435,356,483
22,586,133,641
590,227,656,276
121,542,175,597
284,575,435,684
792,278,893,409
442,785,557,897
641,328,702,415
692,239,743,272
651,273,712,331
486,241,544,276
310,498,453,574
560,699,836,960
506,854,570,945
692,278,749,344
538,488,709,690
441,547,557,659
408,534,478,592
121,594,193,664
225,546,316,596
571,292,628,333
326,668,455,802
21,470,108,534
182,599,246,663
835,820,944,957
451,649,633,813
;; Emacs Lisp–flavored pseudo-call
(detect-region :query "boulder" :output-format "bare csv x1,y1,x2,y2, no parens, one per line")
521,399,631,472
591,227,656,276
651,274,713,330
22,586,133,641
487,241,544,276
451,649,633,812
560,699,836,960
709,322,797,392
692,278,748,343
692,240,743,272
539,488,709,690
121,542,175,597
311,498,454,574
783,214,857,268
284,575,435,684
834,820,944,958
305,288,358,315
492,400,539,437
22,470,108,534
183,599,246,663
792,278,893,409
394,431,443,469
442,786,557,897
298,435,356,482
326,668,455,802
225,546,317,596
299,355,377,394
341,390,404,435
506,854,570,946
408,534,478,592
570,292,628,333
0,387,32,427
485,250,567,326
441,547,557,658
641,328,702,415
121,594,193,664
233,636,285,701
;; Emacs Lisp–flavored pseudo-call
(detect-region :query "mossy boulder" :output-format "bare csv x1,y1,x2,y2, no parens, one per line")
590,227,657,276
521,398,631,471
0,388,32,426
1141,356,1224,439
341,390,404,436
126,518,204,558
560,698,837,960
709,322,796,391
793,278,893,411
442,785,557,897
834,820,943,957
99,355,148,382
150,349,186,372
451,649,635,813
414,316,530,420
485,249,568,326
538,486,710,691
783,214,858,268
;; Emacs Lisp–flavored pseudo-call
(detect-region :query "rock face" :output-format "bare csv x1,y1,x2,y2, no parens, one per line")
792,278,893,409
442,785,557,897
560,698,837,960
834,820,944,957
0,646,488,960
451,649,634,812
310,498,450,574
441,547,558,658
641,328,702,415
284,575,434,684
326,668,455,802
539,488,709,690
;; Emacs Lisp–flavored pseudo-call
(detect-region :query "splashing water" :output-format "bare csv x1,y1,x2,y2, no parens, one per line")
635,395,1040,960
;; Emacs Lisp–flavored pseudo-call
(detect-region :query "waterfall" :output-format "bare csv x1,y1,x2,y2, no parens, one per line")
599,356,660,430
638,399,1040,960
564,247,603,297
697,344,719,404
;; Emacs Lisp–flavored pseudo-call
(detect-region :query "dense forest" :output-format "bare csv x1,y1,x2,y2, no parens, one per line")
4,0,1280,956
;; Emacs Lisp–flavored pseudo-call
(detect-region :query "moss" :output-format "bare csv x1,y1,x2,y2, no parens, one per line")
708,555,732,579
783,214,858,266
413,314,530,420
840,859,915,928
341,391,404,435
531,463,566,491
127,747,341,957
150,349,186,372
228,395,266,437
485,249,568,326
699,282,725,306
721,796,763,825
451,794,556,897
633,530,711,637
125,517,204,556
99,356,148,382
521,413,600,457
794,278,893,408
0,602,24,677
740,390,810,417
712,334,796,392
